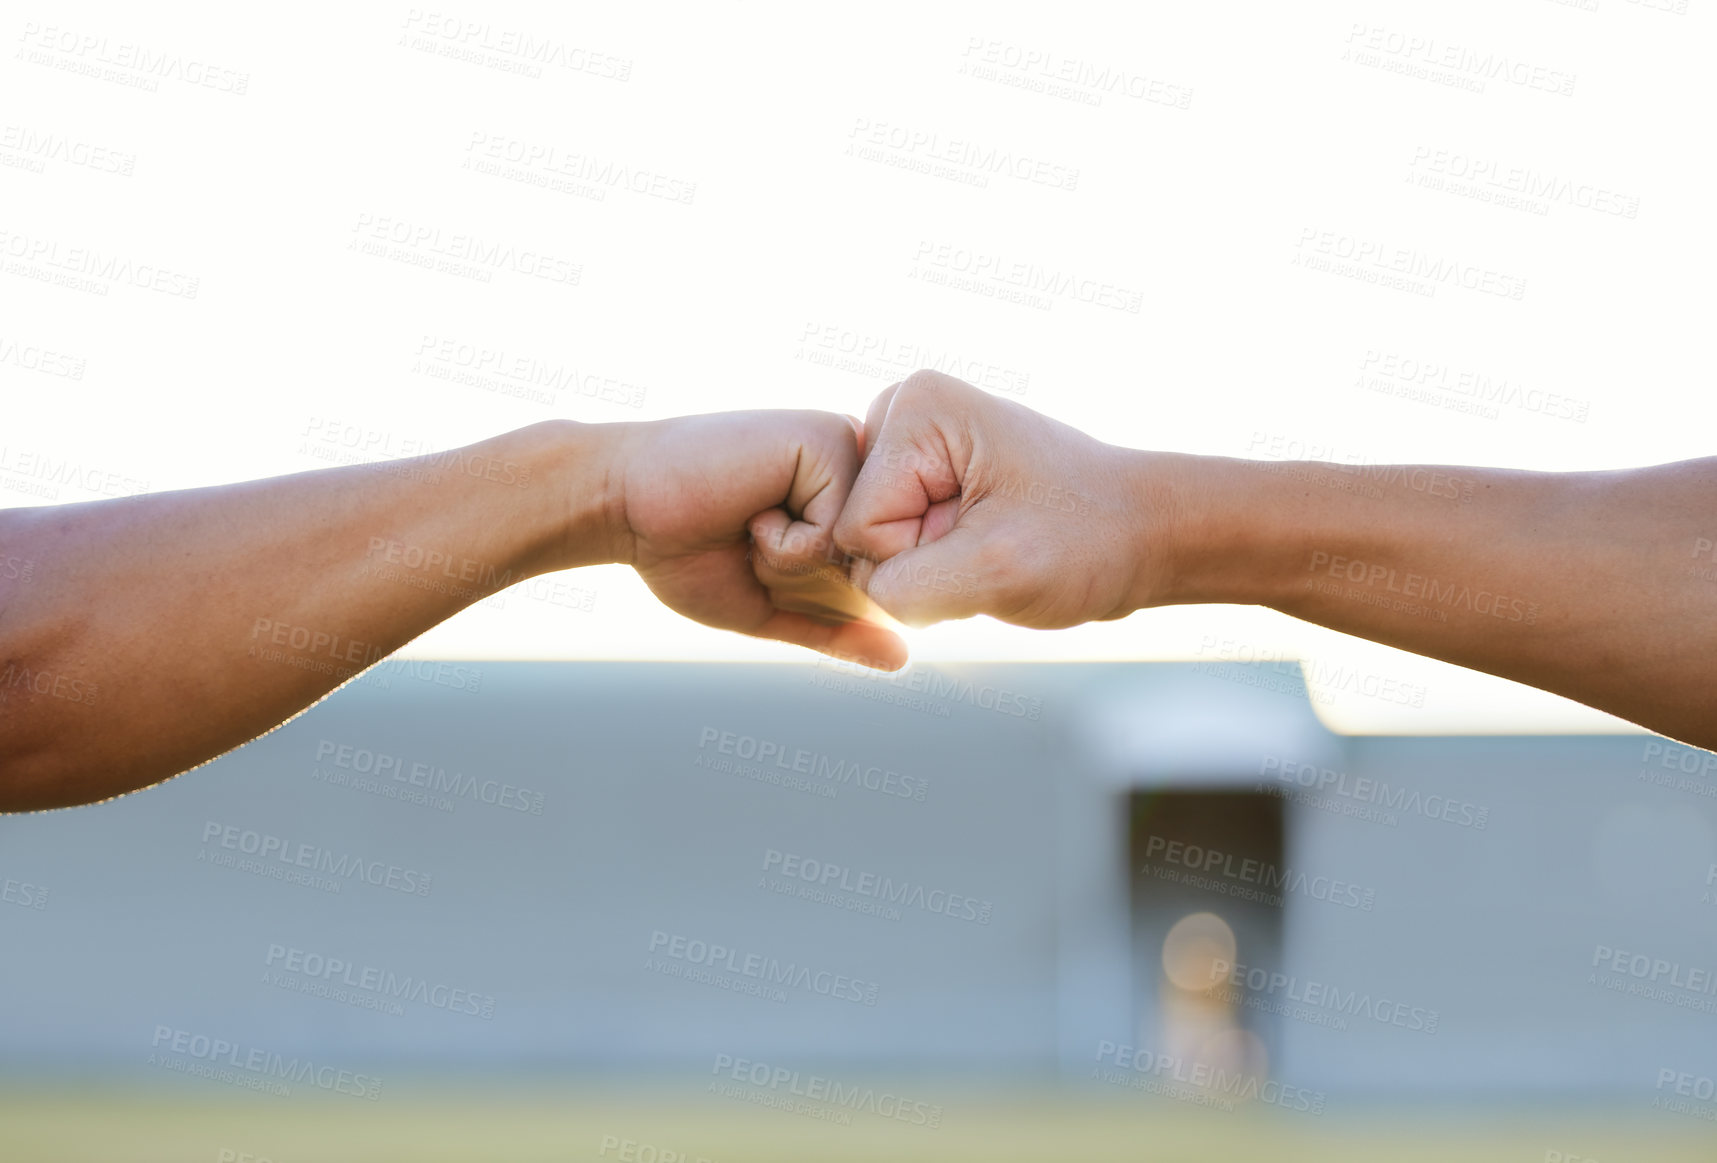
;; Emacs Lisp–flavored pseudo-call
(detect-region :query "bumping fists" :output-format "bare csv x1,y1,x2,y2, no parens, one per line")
9,360,1709,811
607,409,910,671
831,370,1154,632
610,370,1177,670
681,371,1161,669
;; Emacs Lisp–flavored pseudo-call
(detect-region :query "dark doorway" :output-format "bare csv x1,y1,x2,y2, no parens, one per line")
1128,789,1287,1076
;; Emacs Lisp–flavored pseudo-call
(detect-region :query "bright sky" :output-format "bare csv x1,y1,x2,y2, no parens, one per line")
4,1,1713,734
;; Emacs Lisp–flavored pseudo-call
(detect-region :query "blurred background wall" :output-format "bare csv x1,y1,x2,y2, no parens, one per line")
4,660,1710,1104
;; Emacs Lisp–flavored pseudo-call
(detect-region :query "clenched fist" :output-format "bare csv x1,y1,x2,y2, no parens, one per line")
607,409,909,668
833,371,1170,629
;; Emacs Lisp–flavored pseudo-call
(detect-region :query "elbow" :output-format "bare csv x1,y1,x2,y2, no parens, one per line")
0,748,86,812
0,744,150,812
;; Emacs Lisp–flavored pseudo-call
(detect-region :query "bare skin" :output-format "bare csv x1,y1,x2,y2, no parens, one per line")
5,371,1712,811
834,371,1717,750
0,414,906,811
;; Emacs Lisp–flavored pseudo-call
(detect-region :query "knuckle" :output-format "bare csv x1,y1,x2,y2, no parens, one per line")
814,409,858,449
746,541,784,576
900,368,960,399
976,530,1032,586
773,524,818,558
831,515,865,555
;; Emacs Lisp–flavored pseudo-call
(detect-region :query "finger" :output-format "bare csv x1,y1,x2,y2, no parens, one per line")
753,609,909,671
787,411,862,527
835,390,959,565
748,508,837,577
859,524,992,627
748,506,842,575
651,542,902,665
845,413,867,461
758,414,864,578
860,382,901,464
748,508,879,624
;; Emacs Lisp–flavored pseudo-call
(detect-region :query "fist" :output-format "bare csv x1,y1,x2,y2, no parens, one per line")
834,371,1153,629
612,410,908,668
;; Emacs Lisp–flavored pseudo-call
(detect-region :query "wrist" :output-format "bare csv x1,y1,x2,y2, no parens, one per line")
1117,450,1300,611
498,419,636,573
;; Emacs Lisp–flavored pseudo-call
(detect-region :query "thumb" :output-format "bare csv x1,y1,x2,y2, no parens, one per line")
859,524,990,627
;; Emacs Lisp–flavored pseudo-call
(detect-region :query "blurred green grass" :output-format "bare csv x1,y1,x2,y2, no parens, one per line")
2,1084,1711,1163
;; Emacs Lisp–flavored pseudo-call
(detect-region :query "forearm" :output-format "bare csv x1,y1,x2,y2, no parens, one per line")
0,420,617,810
1139,452,1717,748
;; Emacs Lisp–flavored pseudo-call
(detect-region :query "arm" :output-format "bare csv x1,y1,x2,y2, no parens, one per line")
1154,450,1716,747
833,370,1717,749
0,414,904,812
